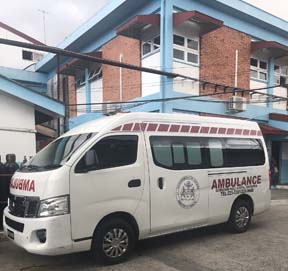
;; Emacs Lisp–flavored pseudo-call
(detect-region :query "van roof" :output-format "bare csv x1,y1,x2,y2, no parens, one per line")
64,112,260,137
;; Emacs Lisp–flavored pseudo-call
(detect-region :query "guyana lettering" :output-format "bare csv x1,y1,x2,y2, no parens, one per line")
10,178,35,192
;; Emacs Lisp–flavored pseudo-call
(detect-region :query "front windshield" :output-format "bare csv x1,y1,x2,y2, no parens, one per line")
20,133,95,172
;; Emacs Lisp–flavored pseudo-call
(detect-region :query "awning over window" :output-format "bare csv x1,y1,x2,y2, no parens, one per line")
116,14,160,39
259,123,288,136
251,41,288,59
59,52,102,76
173,11,224,35
269,113,288,122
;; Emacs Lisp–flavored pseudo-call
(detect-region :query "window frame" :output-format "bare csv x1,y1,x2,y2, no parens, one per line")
250,57,268,82
173,34,199,65
274,64,288,86
75,134,139,173
149,136,265,171
141,35,161,57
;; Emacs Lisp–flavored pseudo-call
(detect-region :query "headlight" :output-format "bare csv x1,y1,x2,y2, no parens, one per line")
38,195,69,217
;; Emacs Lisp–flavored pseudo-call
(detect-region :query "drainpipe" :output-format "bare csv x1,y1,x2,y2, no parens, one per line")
160,0,173,113
234,50,238,89
85,68,91,113
119,54,123,104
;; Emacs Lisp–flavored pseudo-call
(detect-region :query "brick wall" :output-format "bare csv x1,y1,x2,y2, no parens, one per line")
67,76,77,118
102,35,141,102
200,26,251,99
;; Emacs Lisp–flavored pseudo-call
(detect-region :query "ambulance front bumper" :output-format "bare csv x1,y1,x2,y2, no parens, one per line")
3,207,73,255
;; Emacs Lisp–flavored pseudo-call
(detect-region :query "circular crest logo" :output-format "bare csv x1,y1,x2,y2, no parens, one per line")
176,176,200,209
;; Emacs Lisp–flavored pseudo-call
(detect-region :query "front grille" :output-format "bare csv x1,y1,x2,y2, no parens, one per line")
8,194,40,218
5,217,24,232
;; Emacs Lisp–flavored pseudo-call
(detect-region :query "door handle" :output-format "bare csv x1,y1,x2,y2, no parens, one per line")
128,179,141,188
158,177,164,190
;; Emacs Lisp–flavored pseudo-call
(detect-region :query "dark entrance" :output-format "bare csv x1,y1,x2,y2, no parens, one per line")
271,142,281,185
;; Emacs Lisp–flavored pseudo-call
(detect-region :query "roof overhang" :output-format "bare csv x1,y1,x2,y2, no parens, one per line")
0,73,65,117
59,52,102,76
259,123,288,135
173,11,224,35
251,41,288,59
269,113,288,122
116,14,160,39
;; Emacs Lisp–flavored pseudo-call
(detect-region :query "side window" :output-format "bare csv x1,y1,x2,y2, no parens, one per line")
150,136,207,170
172,143,185,164
209,139,224,168
77,135,138,171
224,138,265,167
151,138,173,168
187,142,202,166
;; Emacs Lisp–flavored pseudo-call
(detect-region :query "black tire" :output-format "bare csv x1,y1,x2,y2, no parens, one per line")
227,199,252,233
91,218,136,265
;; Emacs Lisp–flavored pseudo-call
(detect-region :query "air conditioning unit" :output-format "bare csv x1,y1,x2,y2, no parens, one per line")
102,102,121,115
227,96,247,112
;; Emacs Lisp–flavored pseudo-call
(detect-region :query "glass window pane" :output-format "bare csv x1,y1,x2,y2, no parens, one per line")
209,139,223,167
142,43,151,56
250,58,258,67
274,65,280,73
92,135,138,169
151,140,173,168
224,138,265,167
260,61,267,70
259,72,267,81
187,142,202,165
187,53,198,64
173,35,185,46
280,76,287,86
172,143,185,164
174,49,185,60
250,69,258,79
154,36,160,45
187,39,198,50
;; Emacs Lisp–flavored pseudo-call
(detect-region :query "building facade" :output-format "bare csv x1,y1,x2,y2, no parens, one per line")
0,22,65,162
2,0,288,183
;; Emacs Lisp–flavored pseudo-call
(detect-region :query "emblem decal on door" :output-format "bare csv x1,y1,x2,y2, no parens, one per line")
176,176,200,209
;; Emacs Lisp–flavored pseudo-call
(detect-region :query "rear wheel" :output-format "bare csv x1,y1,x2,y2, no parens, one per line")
228,200,252,233
91,218,136,264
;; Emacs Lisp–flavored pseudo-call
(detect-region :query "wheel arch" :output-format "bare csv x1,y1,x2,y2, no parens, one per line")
92,211,139,244
230,194,254,215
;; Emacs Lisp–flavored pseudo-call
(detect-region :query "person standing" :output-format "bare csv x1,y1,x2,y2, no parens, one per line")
270,158,279,189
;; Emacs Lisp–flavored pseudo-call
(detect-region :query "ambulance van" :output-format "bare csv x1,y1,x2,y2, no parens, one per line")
3,113,270,264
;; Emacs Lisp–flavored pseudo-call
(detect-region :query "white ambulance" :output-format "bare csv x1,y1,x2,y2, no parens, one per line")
3,113,270,264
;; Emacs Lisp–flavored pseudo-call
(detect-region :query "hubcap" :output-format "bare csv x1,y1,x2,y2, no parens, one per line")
102,228,129,258
235,206,250,228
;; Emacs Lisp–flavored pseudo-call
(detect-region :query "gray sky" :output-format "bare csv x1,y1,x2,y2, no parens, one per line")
0,0,287,46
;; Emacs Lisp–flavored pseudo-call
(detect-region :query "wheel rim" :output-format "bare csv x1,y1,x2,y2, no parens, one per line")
235,206,250,228
102,228,129,258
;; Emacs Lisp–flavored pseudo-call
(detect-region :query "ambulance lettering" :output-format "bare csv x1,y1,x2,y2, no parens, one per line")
211,175,261,196
10,178,35,192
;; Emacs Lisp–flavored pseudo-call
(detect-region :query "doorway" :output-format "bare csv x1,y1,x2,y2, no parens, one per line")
271,142,281,185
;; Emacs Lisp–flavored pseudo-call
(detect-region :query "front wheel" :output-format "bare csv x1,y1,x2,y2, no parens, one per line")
91,218,136,264
227,200,252,233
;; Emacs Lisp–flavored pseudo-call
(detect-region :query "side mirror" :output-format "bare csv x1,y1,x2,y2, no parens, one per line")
75,149,98,173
